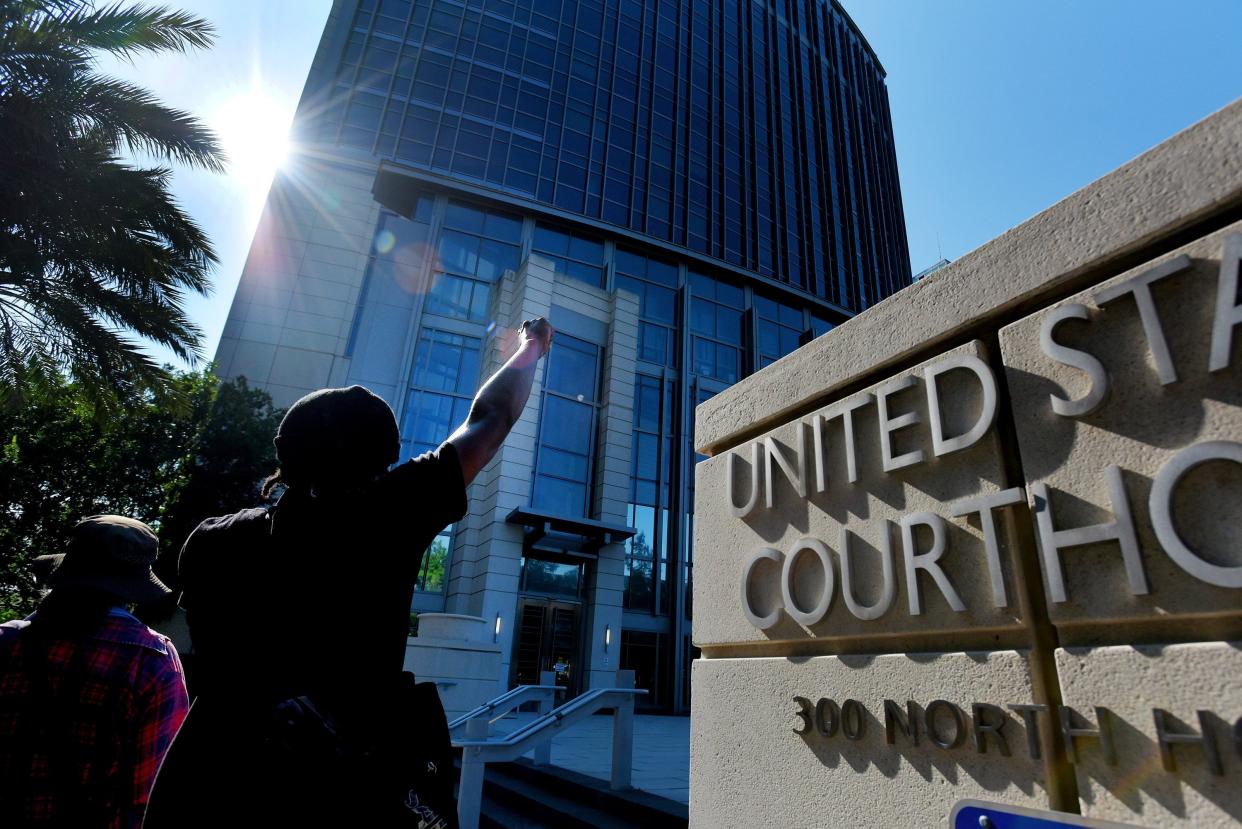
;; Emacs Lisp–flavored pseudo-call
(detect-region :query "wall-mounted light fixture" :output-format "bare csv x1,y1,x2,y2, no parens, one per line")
494,612,502,643
604,624,611,653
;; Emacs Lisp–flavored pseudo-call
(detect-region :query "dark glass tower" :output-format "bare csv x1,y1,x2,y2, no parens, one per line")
316,0,908,310
221,0,909,714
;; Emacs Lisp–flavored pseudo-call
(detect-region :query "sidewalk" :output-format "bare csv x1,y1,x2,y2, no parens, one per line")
491,711,690,805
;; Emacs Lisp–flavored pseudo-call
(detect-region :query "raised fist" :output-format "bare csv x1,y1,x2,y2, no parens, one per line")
519,317,554,357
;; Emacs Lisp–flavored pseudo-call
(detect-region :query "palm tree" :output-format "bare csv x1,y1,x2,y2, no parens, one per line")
0,1,224,405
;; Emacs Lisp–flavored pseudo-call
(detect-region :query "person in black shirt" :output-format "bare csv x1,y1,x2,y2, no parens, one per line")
146,318,553,828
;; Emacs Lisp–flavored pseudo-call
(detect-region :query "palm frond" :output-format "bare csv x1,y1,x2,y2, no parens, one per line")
0,0,222,406
9,2,214,62
71,74,224,170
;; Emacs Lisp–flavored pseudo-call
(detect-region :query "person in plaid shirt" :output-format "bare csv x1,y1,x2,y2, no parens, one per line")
0,515,190,828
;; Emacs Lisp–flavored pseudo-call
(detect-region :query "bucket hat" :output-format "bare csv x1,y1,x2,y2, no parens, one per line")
34,515,170,603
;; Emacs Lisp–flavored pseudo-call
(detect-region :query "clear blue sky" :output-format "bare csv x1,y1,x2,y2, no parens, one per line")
113,0,1242,367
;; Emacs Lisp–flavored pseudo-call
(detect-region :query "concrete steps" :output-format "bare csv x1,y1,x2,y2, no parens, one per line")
464,758,689,829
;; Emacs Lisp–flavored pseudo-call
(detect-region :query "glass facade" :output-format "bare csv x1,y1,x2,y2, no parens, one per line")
298,0,909,712
321,0,909,312
532,334,602,516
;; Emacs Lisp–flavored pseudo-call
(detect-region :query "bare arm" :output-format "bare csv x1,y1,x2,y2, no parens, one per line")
447,318,554,486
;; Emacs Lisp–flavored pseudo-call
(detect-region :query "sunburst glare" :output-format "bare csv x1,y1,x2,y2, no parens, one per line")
212,89,290,190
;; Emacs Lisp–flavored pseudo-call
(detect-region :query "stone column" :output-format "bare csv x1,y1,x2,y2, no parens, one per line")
443,255,555,686
584,287,639,690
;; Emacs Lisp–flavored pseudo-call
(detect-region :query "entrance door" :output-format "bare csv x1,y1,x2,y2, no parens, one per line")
513,598,582,697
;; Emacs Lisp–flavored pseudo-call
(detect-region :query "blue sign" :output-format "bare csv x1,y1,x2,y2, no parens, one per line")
951,800,1139,829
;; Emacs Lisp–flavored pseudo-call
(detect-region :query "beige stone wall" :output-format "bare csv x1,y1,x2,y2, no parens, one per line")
692,99,1242,828
215,157,381,408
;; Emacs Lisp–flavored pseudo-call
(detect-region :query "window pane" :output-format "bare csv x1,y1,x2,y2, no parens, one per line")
716,280,744,308
484,212,523,244
780,327,801,356
403,391,455,448
646,259,677,287
614,273,642,302
638,324,667,364
716,307,741,344
689,300,714,336
568,236,604,263
545,340,598,400
629,504,656,559
468,283,491,321
754,294,777,321
615,249,646,277
689,271,714,298
533,224,570,256
540,396,593,451
426,272,470,318
565,260,602,288
418,531,450,593
758,321,779,356
624,503,657,610
476,238,519,281
645,285,675,323
693,338,714,376
532,475,588,516
716,343,738,382
539,446,590,480
635,377,660,430
420,337,461,390
523,558,582,596
634,432,658,480
444,202,485,233
437,230,478,274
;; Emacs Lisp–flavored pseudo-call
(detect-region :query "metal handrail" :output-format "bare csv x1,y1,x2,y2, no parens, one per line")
453,671,644,829
446,683,561,733
454,687,646,755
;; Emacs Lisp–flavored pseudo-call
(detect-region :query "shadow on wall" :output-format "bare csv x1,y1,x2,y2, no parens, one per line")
1072,707,1242,821
1003,254,1240,482
793,694,1042,797
793,687,1242,820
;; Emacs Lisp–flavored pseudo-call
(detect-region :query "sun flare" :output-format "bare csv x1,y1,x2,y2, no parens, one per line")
212,90,291,185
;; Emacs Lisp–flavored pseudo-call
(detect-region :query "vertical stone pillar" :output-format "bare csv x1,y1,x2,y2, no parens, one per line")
443,255,555,686
217,157,381,408
584,287,639,690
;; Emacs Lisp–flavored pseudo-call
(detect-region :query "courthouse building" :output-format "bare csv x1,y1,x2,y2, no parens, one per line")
215,0,910,712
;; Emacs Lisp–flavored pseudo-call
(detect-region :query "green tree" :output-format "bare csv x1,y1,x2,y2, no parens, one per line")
0,1,224,404
0,370,281,621
155,375,283,582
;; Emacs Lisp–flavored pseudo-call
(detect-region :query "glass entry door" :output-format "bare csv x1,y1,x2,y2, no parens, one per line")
513,598,583,698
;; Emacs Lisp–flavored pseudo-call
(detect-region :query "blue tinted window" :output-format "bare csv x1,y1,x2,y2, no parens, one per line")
638,323,668,364
426,272,488,321
523,558,582,597
645,285,675,322
533,225,570,255
531,477,588,516
545,338,598,400
531,222,605,288
443,202,486,233
533,333,601,517
484,212,523,243
403,329,481,455
438,230,478,275
540,396,593,450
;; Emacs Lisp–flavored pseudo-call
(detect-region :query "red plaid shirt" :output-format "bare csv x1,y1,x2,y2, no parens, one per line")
0,609,189,828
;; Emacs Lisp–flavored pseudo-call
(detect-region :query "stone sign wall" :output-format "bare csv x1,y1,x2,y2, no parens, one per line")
691,100,1242,828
